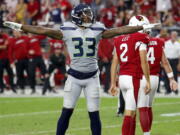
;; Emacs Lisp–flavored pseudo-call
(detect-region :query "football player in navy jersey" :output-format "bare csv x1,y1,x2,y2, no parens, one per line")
4,4,160,135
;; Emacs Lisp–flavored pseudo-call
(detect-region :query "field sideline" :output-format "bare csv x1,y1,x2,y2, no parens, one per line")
0,97,180,135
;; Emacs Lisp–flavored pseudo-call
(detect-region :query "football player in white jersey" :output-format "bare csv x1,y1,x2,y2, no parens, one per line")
3,4,160,135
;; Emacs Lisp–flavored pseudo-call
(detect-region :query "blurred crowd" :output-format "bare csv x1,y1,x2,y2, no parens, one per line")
0,29,68,95
0,0,180,95
0,0,180,27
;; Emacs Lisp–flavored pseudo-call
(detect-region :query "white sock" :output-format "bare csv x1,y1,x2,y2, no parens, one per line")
144,132,150,135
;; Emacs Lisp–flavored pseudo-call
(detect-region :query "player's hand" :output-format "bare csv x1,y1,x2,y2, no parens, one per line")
3,21,22,31
143,23,161,30
144,82,151,95
169,79,178,91
108,85,118,96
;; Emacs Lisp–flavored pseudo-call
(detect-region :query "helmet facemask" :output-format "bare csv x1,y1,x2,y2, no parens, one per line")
80,8,93,27
71,4,94,28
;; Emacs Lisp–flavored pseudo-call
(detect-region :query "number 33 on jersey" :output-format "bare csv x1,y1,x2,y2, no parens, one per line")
60,21,106,72
60,22,106,59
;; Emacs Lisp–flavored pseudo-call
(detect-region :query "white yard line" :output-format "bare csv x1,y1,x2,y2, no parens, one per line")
7,119,180,135
1,102,180,118
0,110,60,118
161,112,180,117
153,102,180,106
0,95,180,103
0,106,116,118
0,98,56,103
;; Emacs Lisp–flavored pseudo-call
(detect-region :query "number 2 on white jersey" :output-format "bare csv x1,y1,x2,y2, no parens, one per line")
147,47,155,64
120,43,128,62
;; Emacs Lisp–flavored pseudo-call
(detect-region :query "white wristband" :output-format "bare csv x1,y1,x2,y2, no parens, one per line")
167,72,174,78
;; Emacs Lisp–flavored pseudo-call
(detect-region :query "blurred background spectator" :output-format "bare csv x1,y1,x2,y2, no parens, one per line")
156,0,171,22
163,31,180,95
26,0,40,25
15,0,27,24
0,30,16,94
9,30,29,94
98,38,114,93
0,2,9,28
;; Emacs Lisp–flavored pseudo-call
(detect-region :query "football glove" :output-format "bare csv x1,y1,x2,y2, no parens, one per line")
3,21,22,31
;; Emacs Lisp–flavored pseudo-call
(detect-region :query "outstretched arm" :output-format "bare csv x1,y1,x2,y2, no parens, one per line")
22,25,63,39
102,23,160,39
3,21,63,40
102,26,143,39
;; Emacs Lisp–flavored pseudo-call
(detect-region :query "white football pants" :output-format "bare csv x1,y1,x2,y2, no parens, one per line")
63,73,101,112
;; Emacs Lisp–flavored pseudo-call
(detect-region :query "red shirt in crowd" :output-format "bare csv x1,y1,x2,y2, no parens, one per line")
57,0,72,18
98,38,114,61
147,37,164,75
27,0,40,19
48,39,64,53
27,35,46,58
114,32,149,78
100,6,116,28
8,36,29,63
82,0,93,4
174,14,180,24
0,34,9,59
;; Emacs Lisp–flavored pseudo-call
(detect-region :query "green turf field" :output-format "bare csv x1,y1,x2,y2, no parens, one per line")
0,97,180,135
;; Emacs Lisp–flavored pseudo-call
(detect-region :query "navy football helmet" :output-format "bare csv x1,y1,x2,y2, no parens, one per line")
71,4,94,27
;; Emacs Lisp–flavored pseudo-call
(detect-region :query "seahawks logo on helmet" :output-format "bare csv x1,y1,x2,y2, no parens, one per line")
71,4,94,27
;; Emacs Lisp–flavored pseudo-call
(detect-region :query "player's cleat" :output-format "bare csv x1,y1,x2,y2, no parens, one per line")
3,21,22,31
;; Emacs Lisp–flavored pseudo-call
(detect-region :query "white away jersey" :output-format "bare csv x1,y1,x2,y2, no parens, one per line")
60,21,106,72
